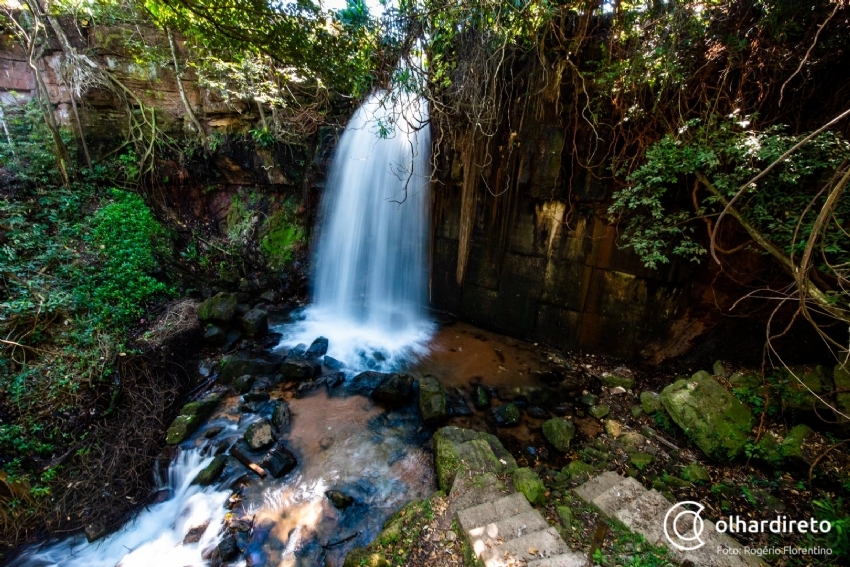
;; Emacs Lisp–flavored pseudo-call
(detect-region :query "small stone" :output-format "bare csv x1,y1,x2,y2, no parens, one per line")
492,403,521,427
640,391,662,414
541,418,576,452
473,385,491,408
320,436,334,449
609,386,627,395
580,393,598,406
84,523,107,543
513,467,545,505
526,406,550,419
630,405,644,418
326,490,354,510
233,374,255,394
629,452,655,470
183,521,210,544
243,391,270,403
204,426,224,439
713,360,730,378
203,325,226,346
445,531,457,542
271,401,290,435
604,420,622,437
306,337,329,359
556,505,573,529
600,367,635,390
588,404,610,419
681,463,710,484
564,461,595,481
243,419,274,450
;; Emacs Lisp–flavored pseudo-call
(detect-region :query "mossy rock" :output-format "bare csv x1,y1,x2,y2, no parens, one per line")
541,418,576,453
556,505,573,529
660,371,754,461
729,371,761,390
492,403,521,427
681,463,710,484
418,375,448,425
780,424,816,469
713,360,731,378
165,393,222,445
600,372,634,390
192,455,227,486
629,452,655,470
640,391,662,414
474,385,491,408
433,426,517,492
513,468,545,505
754,432,783,465
197,292,237,323
778,366,830,415
588,405,610,419
343,549,388,567
564,460,596,482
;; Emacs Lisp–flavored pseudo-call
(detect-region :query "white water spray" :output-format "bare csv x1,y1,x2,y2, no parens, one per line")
281,90,434,369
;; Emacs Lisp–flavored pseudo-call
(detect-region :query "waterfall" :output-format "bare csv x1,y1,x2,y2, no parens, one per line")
280,90,434,369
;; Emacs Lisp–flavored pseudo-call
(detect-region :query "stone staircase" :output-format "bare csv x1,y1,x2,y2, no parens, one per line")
452,474,588,567
574,471,764,567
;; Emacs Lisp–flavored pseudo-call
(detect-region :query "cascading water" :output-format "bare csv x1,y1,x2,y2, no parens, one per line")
280,90,434,369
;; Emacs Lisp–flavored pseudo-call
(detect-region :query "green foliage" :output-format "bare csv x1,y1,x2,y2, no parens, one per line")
610,115,850,270
78,189,175,326
0,101,74,187
812,497,850,558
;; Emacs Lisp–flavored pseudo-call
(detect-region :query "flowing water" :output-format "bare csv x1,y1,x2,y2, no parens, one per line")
13,90,437,567
281,90,434,370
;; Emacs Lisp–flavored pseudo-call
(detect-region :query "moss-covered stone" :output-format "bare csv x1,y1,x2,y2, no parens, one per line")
729,371,761,389
629,452,655,470
418,375,448,425
780,424,815,468
588,404,610,419
513,467,545,505
473,385,490,408
564,460,596,482
600,372,634,390
433,426,517,492
556,505,573,529
681,463,710,484
492,403,521,426
165,393,222,445
541,418,576,453
192,455,227,486
779,366,829,415
640,391,662,414
754,432,783,465
660,371,754,460
197,292,237,323
233,374,255,394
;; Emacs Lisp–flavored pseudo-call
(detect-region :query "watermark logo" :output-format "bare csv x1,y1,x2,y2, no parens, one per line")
664,501,706,551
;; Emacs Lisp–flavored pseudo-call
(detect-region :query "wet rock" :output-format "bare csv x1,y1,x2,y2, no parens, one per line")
233,374,255,394
271,401,290,435
433,426,518,491
371,373,414,405
640,391,662,414
324,372,345,389
473,385,491,408
84,522,107,543
244,419,274,450
198,292,237,323
280,359,322,381
588,404,610,419
348,371,390,395
418,375,448,425
149,488,171,504
513,467,545,505
261,444,297,478
218,534,240,561
326,490,354,510
305,337,329,359
552,402,573,416
235,303,250,317
263,332,282,349
511,395,530,409
446,390,472,417
293,379,323,398
183,521,210,544
222,330,242,351
203,325,226,346
166,393,223,445
204,426,224,439
526,406,549,419
192,455,228,486
286,343,308,359
542,418,575,453
492,403,521,427
319,436,334,450
219,353,283,383
661,371,754,460
238,402,260,414
324,355,346,370
239,308,268,337
243,391,270,403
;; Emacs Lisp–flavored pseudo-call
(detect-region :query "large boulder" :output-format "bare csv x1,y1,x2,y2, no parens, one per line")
166,393,222,444
198,292,237,323
541,418,575,452
280,359,322,381
418,375,448,425
780,424,816,469
219,352,283,383
779,365,829,415
371,373,414,405
239,309,268,337
305,337,329,359
660,371,754,460
433,426,517,492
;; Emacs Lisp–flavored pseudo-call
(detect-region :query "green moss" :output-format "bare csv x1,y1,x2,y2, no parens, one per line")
260,201,303,268
513,467,545,505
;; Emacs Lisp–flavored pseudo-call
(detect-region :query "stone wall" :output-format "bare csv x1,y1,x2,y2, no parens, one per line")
430,121,694,359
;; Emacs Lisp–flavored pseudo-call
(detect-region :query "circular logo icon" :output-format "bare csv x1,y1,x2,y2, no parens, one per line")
664,501,706,551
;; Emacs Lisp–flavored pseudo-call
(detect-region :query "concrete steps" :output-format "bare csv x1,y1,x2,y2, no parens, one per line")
574,472,765,567
454,480,588,567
